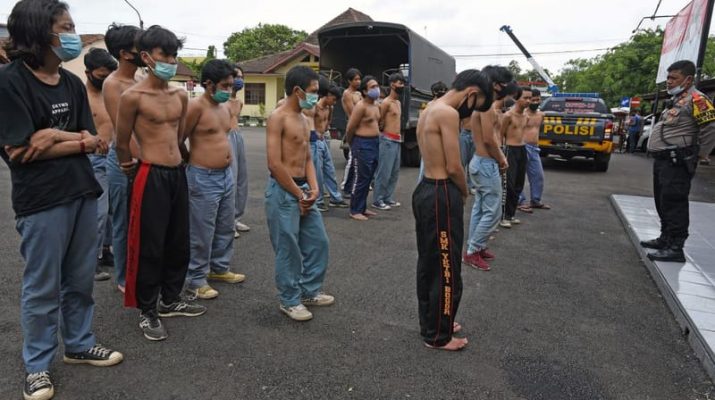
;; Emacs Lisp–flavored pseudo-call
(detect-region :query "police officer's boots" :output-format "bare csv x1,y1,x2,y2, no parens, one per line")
647,246,686,263
640,237,669,250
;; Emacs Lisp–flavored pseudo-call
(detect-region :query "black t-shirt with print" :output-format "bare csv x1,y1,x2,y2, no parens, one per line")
0,60,102,217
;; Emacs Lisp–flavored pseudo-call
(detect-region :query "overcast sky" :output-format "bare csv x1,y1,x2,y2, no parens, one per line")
1,0,712,74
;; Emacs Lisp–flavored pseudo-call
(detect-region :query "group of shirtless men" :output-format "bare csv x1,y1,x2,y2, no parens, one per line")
1,1,552,397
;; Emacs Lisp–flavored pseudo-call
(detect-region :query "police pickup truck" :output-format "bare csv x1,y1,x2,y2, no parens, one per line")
538,93,615,172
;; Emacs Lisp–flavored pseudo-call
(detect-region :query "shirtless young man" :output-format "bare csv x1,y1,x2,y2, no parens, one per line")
413,69,491,351
225,64,251,237
500,86,531,227
518,88,550,212
311,78,348,211
83,48,116,282
463,66,513,271
345,75,381,221
340,67,363,198
115,25,206,341
103,23,142,292
183,59,246,301
265,66,333,322
373,73,405,210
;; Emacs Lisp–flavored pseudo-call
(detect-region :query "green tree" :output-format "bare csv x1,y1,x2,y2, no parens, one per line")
552,29,715,108
224,23,308,62
507,59,553,83
179,45,218,79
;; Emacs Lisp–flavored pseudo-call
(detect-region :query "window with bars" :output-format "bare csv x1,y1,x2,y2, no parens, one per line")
245,83,266,105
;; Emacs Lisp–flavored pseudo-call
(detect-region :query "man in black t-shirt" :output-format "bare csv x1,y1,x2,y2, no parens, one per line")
0,2,123,399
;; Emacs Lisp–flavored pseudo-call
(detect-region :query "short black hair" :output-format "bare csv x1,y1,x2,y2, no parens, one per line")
360,75,378,92
530,87,541,97
431,81,448,95
5,0,69,69
451,69,494,111
200,59,234,88
502,81,522,99
84,48,117,72
135,25,183,56
318,75,331,97
668,60,696,77
105,23,141,59
327,85,342,98
285,65,319,94
346,67,362,82
482,65,514,86
389,72,405,84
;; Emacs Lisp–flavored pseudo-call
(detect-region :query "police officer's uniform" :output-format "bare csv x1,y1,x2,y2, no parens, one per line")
643,87,715,261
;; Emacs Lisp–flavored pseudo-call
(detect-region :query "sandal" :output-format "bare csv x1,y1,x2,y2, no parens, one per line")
531,203,551,210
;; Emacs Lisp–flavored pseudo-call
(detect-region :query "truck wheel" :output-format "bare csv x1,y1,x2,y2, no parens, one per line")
402,144,421,167
593,153,610,172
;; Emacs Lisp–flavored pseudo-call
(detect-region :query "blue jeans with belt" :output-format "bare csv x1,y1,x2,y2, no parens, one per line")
466,155,502,254
265,178,329,306
107,146,128,287
18,196,98,373
186,165,236,289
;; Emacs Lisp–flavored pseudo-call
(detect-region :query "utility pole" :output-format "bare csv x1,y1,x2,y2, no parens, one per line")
123,0,144,30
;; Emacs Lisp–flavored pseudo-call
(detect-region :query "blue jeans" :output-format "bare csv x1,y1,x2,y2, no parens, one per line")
459,129,476,189
310,141,326,205
349,136,379,214
17,197,98,373
373,136,401,204
228,129,248,220
107,146,128,287
627,130,639,153
265,178,329,306
467,155,502,254
318,139,343,203
518,144,545,206
186,165,236,289
89,154,109,259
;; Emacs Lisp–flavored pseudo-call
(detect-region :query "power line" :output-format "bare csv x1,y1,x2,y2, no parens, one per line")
452,47,612,58
439,37,628,48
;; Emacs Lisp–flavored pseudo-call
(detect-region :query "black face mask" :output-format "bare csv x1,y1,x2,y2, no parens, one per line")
129,51,145,67
393,86,405,95
457,93,477,119
529,103,539,111
503,98,516,110
87,73,105,90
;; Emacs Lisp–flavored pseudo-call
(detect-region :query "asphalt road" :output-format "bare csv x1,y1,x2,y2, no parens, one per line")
0,128,713,399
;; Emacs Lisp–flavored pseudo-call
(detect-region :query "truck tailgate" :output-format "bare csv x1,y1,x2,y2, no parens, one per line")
540,113,609,142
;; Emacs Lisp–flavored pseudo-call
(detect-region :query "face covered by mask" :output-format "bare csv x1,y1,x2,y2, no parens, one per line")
52,32,82,62
145,53,177,81
393,85,405,96
212,85,231,103
298,87,319,109
367,87,381,100
233,78,244,92
86,72,106,90
129,51,146,67
457,92,478,119
529,103,540,111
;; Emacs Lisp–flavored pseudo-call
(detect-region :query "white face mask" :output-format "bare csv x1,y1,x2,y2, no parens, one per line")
667,85,686,96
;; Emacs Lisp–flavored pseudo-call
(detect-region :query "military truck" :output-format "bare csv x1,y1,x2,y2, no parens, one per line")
317,22,456,167
538,93,615,172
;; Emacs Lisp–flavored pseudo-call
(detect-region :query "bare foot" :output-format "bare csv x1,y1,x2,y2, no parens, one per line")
118,284,125,294
364,210,377,216
424,337,468,351
350,213,369,221
453,322,462,333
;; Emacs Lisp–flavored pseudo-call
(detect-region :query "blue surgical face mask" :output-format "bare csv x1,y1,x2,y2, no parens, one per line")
298,88,319,109
233,78,244,92
146,54,177,81
212,88,231,103
367,87,380,100
51,32,82,62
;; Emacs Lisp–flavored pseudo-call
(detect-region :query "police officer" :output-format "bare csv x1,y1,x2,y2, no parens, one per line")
641,60,715,262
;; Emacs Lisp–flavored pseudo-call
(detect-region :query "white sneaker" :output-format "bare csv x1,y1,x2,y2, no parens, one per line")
499,219,512,229
301,292,335,307
510,218,521,225
280,304,313,321
234,230,240,239
235,221,250,232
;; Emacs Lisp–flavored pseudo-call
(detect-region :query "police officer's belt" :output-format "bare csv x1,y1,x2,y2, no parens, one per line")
650,145,698,160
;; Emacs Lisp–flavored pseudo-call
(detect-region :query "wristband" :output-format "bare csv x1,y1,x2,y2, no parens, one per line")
80,141,86,153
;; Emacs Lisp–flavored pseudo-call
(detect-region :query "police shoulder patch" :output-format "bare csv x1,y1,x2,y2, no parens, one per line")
692,91,715,125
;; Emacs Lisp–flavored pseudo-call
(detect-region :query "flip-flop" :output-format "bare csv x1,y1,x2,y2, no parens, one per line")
531,203,551,210
517,205,533,213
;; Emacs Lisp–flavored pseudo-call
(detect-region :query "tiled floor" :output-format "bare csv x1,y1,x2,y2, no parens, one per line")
612,194,715,379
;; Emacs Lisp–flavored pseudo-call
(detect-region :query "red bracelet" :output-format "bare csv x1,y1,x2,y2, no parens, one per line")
80,141,86,153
